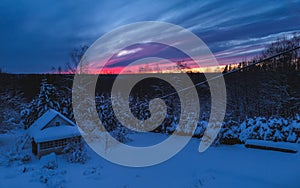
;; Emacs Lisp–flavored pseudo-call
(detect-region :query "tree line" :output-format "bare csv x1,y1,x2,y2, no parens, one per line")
223,33,300,73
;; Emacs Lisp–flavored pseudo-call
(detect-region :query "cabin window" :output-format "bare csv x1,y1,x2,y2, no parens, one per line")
55,122,60,126
39,137,81,151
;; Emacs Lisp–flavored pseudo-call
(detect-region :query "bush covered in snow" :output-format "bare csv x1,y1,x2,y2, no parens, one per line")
0,137,31,166
0,89,24,133
63,139,89,164
0,148,32,167
30,153,67,188
219,120,242,145
237,116,300,143
215,115,300,144
32,168,67,188
192,115,300,145
110,126,132,143
41,152,58,170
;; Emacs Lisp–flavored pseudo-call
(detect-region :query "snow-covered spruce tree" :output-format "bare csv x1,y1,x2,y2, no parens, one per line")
35,78,61,116
21,78,61,129
0,89,25,133
60,96,74,121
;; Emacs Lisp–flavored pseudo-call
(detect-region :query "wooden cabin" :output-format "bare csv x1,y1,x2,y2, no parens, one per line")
27,109,82,158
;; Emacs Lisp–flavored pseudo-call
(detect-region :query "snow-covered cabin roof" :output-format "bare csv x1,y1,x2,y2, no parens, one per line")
28,109,82,142
34,125,81,142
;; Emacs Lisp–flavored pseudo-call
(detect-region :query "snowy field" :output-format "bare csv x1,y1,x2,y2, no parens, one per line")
0,132,300,188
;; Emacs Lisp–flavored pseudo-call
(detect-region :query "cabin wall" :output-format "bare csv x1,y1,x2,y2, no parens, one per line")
35,136,82,158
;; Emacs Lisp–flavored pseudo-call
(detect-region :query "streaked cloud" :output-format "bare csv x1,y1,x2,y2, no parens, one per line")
0,0,299,73
116,48,143,57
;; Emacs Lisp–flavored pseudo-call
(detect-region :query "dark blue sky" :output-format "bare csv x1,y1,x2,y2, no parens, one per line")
0,0,299,73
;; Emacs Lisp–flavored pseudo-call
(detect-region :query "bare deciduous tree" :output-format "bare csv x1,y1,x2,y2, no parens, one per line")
51,66,63,74
66,45,89,74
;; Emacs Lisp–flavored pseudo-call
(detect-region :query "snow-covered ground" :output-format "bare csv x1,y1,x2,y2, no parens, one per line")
0,132,300,188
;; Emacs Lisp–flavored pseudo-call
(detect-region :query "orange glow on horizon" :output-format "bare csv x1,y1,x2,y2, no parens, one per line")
65,65,226,74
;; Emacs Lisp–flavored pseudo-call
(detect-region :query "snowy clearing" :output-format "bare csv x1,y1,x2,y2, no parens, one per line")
0,132,300,188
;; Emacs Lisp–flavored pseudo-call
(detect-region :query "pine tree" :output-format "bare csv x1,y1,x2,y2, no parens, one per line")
35,78,60,116
21,78,61,129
